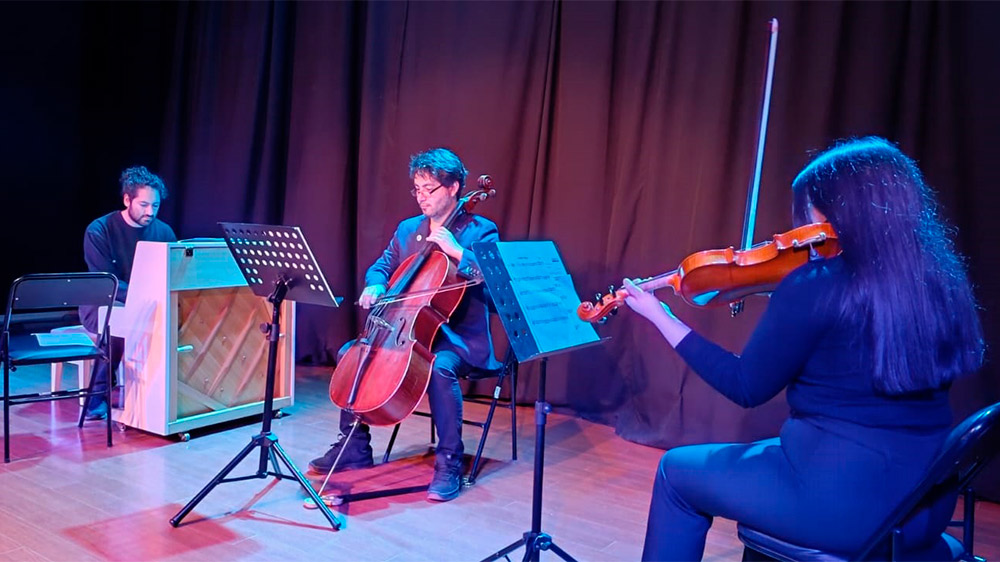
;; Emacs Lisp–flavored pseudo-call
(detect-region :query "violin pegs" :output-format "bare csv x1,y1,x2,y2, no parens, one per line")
610,308,619,316
594,293,603,303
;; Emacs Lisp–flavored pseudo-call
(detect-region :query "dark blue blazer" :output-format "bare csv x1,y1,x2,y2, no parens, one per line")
364,212,502,371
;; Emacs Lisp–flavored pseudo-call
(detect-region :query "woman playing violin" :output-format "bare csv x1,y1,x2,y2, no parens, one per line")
625,137,984,560
307,147,501,502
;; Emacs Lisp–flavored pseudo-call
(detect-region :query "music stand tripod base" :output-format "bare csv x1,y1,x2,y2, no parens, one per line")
169,223,343,530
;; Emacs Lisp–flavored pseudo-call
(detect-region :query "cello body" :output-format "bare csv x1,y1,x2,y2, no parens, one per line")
328,250,465,426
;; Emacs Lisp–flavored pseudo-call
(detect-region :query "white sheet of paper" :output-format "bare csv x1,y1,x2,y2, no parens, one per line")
497,241,568,282
33,333,94,347
497,241,599,355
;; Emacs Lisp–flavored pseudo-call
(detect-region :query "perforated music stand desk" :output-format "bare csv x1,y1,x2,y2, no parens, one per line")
473,240,604,562
170,223,343,530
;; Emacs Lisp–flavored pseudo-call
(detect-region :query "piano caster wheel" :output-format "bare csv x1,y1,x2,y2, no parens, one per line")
274,410,284,419
179,432,191,442
113,421,127,433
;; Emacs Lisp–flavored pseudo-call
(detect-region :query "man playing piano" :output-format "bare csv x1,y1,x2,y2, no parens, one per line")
80,165,177,420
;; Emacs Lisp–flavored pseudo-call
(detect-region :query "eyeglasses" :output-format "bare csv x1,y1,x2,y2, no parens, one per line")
410,184,446,198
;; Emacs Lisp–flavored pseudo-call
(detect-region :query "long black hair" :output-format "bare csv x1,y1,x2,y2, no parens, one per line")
791,137,983,394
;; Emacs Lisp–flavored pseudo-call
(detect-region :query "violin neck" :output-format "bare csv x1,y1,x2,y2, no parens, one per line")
634,270,679,293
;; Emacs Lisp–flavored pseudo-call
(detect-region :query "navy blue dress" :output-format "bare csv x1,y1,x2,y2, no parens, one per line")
642,256,953,560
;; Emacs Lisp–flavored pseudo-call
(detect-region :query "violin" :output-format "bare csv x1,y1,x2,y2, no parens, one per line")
577,222,839,323
328,176,496,426
580,19,798,324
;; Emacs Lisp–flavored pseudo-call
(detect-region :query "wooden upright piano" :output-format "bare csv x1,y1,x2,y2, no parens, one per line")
106,240,295,438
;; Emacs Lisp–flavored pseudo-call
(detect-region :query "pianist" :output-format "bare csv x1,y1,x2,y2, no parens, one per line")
80,165,177,420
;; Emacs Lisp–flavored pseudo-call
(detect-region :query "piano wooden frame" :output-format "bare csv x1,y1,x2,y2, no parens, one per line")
106,240,295,437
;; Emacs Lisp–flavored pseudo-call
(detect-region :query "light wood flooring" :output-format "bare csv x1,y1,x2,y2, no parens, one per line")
1,364,997,561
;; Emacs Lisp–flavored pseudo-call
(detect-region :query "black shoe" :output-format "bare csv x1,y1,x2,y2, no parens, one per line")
427,454,464,502
84,401,108,421
308,434,374,474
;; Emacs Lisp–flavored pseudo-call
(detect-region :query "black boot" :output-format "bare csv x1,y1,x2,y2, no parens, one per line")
308,433,374,473
427,454,464,502
84,399,108,421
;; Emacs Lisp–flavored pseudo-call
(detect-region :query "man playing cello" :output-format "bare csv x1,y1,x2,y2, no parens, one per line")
309,147,501,502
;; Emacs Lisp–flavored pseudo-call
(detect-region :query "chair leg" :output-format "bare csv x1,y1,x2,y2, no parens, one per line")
78,360,101,428
106,369,112,448
51,363,64,393
890,528,902,561
468,370,507,485
963,487,976,558
77,360,94,407
4,362,10,463
383,423,401,464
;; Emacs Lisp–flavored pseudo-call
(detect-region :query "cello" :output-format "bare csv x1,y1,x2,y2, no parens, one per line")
328,176,496,426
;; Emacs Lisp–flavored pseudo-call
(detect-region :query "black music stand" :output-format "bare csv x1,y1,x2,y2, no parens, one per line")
170,223,344,530
472,241,604,562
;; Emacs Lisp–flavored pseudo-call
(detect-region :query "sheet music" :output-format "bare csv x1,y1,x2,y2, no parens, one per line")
34,333,94,347
497,242,599,354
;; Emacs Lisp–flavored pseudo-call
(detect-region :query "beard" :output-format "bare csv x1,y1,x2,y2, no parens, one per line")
129,206,153,225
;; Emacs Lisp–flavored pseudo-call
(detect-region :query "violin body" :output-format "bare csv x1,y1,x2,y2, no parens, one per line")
670,222,840,306
329,250,465,426
578,222,839,323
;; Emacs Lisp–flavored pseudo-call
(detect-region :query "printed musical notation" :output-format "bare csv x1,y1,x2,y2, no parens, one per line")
497,241,599,355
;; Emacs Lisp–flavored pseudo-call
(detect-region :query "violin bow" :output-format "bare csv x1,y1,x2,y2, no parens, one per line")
732,18,780,317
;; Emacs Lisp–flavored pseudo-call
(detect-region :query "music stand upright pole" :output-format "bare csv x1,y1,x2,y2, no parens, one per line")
481,358,576,562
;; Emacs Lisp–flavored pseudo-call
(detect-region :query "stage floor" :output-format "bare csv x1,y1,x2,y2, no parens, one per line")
1,364,997,561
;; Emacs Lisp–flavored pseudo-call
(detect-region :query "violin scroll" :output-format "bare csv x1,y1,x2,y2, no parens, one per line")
577,286,628,324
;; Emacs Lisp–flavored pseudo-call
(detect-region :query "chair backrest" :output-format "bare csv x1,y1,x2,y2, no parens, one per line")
854,401,1000,559
3,272,118,337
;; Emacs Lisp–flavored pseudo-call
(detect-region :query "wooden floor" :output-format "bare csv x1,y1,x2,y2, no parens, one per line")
1,365,998,561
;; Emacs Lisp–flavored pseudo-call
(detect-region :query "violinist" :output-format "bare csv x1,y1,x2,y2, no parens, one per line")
308,147,501,502
624,137,984,560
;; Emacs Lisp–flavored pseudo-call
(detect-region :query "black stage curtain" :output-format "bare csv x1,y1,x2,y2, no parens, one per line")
3,1,999,498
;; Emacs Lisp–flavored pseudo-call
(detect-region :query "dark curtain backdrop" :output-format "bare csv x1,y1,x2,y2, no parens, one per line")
3,1,999,498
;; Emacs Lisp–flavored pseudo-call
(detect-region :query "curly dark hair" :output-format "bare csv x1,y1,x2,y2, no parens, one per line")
119,165,168,199
791,137,983,394
409,148,468,198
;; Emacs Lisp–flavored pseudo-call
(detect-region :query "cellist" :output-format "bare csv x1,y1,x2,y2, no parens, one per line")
625,138,984,560
307,147,501,502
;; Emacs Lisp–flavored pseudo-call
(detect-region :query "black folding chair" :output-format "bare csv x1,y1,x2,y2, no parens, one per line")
739,401,1000,562
2,272,118,463
383,346,518,486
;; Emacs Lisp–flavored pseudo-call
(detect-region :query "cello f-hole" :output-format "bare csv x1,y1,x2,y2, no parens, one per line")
395,318,408,347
